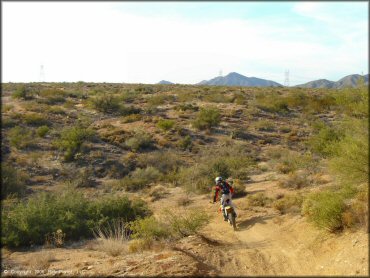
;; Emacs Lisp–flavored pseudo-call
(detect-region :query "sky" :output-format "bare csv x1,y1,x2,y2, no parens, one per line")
2,1,368,85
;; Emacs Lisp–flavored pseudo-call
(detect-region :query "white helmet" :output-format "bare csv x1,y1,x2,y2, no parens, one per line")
215,177,223,184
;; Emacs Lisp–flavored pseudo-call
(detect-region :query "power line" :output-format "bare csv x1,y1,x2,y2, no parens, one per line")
284,69,290,87
39,64,45,82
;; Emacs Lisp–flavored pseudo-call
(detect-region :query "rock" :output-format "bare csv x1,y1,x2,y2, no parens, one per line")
87,266,93,270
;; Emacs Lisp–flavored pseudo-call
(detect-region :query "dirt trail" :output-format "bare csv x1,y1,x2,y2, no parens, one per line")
2,172,368,276
170,172,368,276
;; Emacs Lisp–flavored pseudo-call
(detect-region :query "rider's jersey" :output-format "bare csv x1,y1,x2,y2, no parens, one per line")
212,181,234,202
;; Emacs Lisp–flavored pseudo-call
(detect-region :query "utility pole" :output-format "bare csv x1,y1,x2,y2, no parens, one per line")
39,64,45,82
284,70,290,87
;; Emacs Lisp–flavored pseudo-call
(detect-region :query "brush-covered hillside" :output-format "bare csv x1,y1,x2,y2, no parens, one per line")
1,82,368,276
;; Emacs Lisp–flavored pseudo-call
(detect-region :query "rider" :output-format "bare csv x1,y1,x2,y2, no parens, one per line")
212,176,237,221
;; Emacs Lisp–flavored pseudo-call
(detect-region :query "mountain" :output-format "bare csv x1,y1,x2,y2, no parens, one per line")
295,74,369,89
157,80,174,85
197,72,283,87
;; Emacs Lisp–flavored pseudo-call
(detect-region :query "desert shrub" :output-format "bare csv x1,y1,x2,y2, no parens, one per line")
255,120,275,132
255,92,289,114
8,126,34,149
175,103,199,112
118,167,161,191
228,179,246,198
178,135,192,151
130,216,170,241
274,150,318,174
136,150,183,174
273,194,304,214
47,106,66,115
245,193,272,208
302,190,346,232
307,120,344,157
328,118,368,186
341,185,368,230
156,119,175,131
90,94,139,115
148,185,169,202
163,209,210,237
91,94,120,113
125,130,154,152
203,92,233,103
22,113,49,126
36,125,50,138
334,86,368,118
1,163,27,199
12,85,30,100
232,92,248,105
147,94,175,106
120,90,137,103
54,125,95,162
304,93,336,114
178,145,255,193
1,189,150,247
192,107,221,130
278,171,311,189
121,114,142,123
279,126,291,133
93,219,130,257
2,118,18,128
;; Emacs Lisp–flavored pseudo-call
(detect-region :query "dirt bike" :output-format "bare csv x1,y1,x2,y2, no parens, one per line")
219,199,237,231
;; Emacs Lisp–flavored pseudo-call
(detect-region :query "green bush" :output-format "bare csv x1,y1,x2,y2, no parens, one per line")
156,119,175,131
302,190,345,232
54,126,95,161
307,120,344,157
22,113,49,126
130,216,170,241
255,92,289,114
36,125,50,138
136,151,183,174
175,103,199,112
12,85,30,100
118,167,161,191
147,95,175,106
90,94,140,116
125,130,154,152
8,126,34,149
178,145,255,193
203,92,234,103
163,209,210,237
1,189,150,247
178,135,192,151
274,150,318,174
329,118,368,186
1,163,27,199
121,114,142,123
192,107,221,130
255,120,275,132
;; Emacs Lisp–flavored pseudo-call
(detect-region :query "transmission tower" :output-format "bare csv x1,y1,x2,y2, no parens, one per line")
284,70,290,87
39,64,45,82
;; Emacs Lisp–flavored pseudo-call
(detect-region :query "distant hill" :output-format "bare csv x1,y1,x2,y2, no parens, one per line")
157,80,174,85
197,72,283,87
295,74,369,89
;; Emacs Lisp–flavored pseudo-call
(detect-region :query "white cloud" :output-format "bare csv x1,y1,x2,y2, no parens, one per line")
2,2,368,85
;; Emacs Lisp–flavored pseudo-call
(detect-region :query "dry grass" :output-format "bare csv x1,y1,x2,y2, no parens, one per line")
93,219,130,257
27,250,56,270
148,185,169,202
